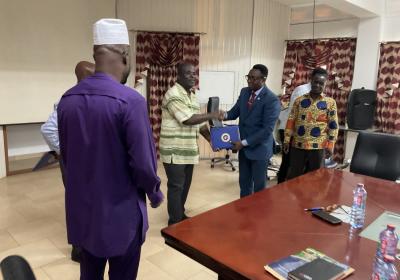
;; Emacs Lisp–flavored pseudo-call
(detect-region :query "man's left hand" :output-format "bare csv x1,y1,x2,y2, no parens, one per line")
231,141,244,151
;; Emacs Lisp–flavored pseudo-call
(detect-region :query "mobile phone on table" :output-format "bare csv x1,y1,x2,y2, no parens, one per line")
312,210,342,225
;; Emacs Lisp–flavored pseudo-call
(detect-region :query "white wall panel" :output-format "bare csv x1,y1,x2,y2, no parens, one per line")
252,0,290,95
119,0,290,99
382,16,400,41
120,0,197,33
118,0,290,158
385,0,400,17
195,0,254,101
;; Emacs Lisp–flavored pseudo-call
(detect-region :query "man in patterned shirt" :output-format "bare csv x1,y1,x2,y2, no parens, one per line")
160,63,223,225
283,67,338,180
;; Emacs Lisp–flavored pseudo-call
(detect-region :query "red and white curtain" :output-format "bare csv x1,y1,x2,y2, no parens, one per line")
375,42,400,134
281,38,357,162
135,32,200,154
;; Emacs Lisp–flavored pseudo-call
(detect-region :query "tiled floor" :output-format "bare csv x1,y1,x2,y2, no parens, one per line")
0,160,278,280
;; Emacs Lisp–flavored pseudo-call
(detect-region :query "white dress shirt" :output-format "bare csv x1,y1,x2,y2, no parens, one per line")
242,86,264,146
41,103,60,154
278,83,311,130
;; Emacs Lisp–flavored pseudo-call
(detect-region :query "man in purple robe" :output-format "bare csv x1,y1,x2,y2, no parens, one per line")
58,18,163,279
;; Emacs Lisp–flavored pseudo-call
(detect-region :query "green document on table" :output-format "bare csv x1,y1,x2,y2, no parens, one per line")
360,211,400,249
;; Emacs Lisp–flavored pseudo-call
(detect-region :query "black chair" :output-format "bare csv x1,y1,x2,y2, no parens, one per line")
211,150,237,171
266,139,281,180
350,132,400,181
1,255,36,280
207,97,223,127
208,96,237,171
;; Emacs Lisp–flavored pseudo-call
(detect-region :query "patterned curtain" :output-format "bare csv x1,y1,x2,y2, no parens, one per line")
281,38,357,162
375,42,400,134
135,32,200,154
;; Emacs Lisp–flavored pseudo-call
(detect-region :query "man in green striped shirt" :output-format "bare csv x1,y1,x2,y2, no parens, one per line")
160,63,223,225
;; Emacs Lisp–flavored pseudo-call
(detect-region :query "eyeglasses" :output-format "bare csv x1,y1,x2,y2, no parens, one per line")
245,75,265,81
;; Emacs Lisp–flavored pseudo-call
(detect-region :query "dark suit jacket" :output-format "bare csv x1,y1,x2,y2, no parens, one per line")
226,86,280,160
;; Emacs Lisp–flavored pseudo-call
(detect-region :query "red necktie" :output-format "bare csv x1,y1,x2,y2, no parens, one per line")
247,91,257,109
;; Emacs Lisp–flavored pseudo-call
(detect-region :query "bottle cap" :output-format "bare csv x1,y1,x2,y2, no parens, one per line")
357,183,364,188
383,255,395,263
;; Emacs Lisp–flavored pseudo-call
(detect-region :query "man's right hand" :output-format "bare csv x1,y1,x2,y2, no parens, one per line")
283,143,290,154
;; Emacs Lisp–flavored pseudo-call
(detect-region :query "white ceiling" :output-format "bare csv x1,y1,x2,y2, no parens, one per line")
274,0,387,24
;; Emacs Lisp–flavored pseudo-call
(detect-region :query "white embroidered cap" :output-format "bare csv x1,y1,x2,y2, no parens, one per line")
93,18,129,45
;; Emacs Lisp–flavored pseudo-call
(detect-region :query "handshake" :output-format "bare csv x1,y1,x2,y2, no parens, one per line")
209,110,225,121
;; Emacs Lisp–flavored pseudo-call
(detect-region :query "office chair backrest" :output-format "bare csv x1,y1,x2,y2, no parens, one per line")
350,132,400,181
346,88,377,130
207,96,223,127
1,255,36,280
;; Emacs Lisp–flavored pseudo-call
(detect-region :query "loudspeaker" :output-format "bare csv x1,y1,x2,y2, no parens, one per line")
346,88,377,130
207,97,223,127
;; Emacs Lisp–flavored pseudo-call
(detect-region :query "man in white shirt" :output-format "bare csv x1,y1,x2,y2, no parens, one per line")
41,61,94,262
277,82,311,183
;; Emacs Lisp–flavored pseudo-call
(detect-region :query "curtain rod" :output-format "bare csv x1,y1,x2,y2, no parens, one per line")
381,41,400,44
130,29,206,35
285,37,356,42
290,17,357,26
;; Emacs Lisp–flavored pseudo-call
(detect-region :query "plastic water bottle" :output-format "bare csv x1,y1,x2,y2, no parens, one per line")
376,225,399,259
372,227,399,280
349,183,367,229
371,255,398,280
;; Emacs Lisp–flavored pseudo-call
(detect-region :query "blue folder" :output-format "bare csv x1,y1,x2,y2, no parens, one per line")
210,125,240,150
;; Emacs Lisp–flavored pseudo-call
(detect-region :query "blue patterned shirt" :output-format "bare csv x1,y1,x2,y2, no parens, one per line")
284,94,338,150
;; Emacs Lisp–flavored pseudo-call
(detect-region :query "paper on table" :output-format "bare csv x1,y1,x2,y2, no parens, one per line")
330,205,351,224
360,211,400,249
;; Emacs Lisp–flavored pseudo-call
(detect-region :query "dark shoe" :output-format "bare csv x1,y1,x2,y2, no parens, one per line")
71,246,82,263
168,215,191,226
168,220,178,226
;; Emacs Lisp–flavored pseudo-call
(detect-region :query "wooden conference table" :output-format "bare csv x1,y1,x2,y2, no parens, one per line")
161,169,400,280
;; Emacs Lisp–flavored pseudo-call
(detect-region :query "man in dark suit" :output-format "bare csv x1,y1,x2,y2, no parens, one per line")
224,64,280,197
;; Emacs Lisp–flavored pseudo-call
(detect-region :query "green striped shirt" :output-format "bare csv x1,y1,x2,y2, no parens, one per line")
160,83,200,164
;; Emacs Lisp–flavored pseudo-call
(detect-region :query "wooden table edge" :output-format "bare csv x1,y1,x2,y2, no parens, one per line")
161,228,250,280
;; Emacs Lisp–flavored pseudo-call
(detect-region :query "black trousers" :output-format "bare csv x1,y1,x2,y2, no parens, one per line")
286,147,325,180
277,129,290,183
163,163,194,225
80,229,142,280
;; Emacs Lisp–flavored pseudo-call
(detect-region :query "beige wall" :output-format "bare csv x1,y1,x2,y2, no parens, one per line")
0,0,290,173
0,0,115,124
0,1,290,118
0,127,6,178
